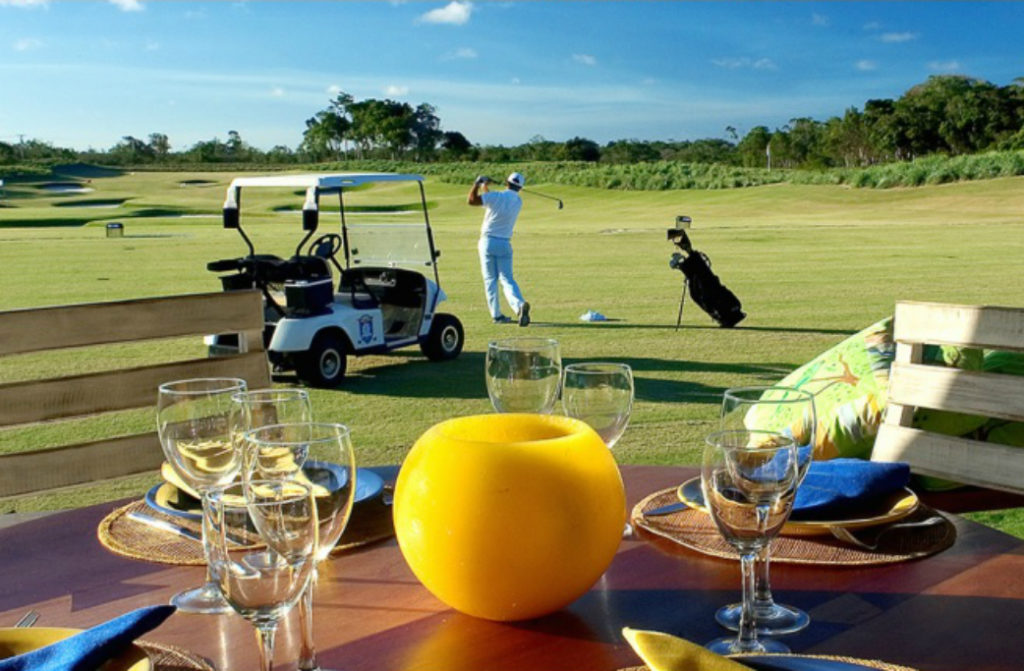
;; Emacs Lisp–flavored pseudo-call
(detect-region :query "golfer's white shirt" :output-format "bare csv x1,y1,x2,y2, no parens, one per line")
480,190,522,240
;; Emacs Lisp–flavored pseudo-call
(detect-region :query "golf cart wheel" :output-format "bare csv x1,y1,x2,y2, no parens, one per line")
421,313,464,362
296,331,348,388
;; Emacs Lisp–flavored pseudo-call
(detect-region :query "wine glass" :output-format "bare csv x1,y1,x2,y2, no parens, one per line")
486,337,561,413
231,388,313,434
561,363,634,447
716,386,817,636
702,430,798,654
157,377,247,614
561,362,634,536
243,422,357,671
204,480,317,671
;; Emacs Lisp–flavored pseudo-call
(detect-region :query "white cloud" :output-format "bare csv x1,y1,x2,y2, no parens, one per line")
0,0,48,7
327,84,342,96
419,1,472,26
572,53,597,66
928,60,961,72
712,57,776,71
812,13,829,27
271,87,285,97
442,46,477,60
109,0,143,11
863,21,881,31
880,32,917,43
385,84,409,96
13,37,43,51
856,60,877,71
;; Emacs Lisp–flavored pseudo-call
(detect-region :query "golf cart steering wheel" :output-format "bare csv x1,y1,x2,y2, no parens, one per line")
308,233,343,260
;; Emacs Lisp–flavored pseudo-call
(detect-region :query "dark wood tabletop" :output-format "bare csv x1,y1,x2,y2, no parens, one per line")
2,465,1023,671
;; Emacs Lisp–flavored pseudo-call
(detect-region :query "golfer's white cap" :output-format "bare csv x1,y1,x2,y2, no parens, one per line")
507,172,525,188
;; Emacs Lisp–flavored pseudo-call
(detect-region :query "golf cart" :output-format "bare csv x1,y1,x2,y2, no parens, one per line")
206,173,464,388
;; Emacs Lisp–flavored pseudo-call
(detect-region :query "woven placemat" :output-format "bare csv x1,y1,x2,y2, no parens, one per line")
619,652,918,671
98,497,394,566
138,640,216,671
632,488,955,566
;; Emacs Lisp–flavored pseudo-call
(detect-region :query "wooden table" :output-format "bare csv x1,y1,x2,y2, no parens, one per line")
2,465,1023,671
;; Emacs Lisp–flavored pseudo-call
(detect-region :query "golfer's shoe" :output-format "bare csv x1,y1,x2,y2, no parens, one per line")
518,302,531,327
493,315,514,324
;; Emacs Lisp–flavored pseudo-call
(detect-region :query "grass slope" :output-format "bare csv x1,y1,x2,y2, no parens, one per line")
2,171,1024,533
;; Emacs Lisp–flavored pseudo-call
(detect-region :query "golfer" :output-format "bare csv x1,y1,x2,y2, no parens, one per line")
468,172,531,326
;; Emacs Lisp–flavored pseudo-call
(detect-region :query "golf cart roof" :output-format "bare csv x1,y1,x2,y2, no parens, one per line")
228,173,423,191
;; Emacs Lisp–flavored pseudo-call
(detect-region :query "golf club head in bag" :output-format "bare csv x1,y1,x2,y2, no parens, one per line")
668,218,745,328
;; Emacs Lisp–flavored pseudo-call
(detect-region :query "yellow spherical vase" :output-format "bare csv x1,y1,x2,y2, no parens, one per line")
393,413,626,621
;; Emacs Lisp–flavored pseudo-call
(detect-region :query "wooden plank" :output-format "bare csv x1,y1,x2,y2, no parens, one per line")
873,424,1024,495
894,301,1024,352
0,351,270,426
888,361,1024,423
885,341,923,427
0,433,162,497
0,291,265,357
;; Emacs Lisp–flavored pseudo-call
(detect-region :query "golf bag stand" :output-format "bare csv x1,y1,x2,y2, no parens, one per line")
667,218,746,328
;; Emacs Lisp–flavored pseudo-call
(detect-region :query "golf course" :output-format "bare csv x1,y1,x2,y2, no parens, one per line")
2,167,1024,535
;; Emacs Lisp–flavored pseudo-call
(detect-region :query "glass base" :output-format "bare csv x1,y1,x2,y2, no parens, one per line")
715,601,810,636
169,582,232,615
705,635,790,655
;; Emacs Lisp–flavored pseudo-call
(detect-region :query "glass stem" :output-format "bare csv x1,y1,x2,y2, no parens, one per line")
753,544,775,612
737,551,759,651
298,568,318,670
254,623,278,671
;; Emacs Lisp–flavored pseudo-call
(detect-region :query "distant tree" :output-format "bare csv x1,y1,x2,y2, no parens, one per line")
736,126,772,168
560,136,601,161
0,141,15,164
110,135,155,163
266,145,297,163
601,139,659,163
148,133,170,160
441,131,473,159
410,103,443,161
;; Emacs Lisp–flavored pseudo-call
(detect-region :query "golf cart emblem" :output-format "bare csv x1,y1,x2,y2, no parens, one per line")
358,315,374,344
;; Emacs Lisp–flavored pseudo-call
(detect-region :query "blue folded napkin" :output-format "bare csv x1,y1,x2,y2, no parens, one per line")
793,459,910,520
0,605,175,671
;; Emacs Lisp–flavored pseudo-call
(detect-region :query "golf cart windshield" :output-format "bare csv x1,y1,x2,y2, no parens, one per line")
347,223,434,268
223,171,437,273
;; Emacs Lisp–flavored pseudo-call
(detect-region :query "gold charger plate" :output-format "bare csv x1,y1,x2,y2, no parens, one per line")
0,627,150,670
676,476,919,537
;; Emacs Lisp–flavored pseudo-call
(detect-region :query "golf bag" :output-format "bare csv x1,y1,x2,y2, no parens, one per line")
676,250,746,328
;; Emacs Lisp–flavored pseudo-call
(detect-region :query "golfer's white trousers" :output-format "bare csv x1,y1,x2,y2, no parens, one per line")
478,236,525,319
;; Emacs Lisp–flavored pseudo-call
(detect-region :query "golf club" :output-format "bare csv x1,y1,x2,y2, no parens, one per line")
522,188,564,210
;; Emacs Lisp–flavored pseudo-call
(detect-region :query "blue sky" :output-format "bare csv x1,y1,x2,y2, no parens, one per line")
2,1,1023,152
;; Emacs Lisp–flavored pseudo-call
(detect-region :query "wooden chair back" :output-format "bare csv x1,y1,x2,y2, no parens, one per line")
0,291,270,498
872,300,1024,495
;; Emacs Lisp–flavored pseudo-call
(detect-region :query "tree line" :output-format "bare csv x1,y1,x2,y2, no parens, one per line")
3,74,1023,172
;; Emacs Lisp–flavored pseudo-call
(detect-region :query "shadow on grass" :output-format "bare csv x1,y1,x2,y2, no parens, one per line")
531,320,856,337
276,350,794,403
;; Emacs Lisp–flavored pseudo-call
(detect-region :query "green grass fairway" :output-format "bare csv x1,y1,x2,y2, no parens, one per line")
3,170,1024,531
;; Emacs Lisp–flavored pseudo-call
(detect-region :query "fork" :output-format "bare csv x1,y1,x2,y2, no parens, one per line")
14,610,39,628
830,515,946,551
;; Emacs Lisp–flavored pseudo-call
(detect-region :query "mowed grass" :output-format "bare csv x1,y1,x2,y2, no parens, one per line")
2,170,1024,535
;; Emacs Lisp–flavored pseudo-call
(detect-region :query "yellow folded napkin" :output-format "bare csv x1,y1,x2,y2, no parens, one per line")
622,628,753,671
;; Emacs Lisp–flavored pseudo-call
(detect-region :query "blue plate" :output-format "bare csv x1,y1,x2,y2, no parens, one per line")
145,466,385,522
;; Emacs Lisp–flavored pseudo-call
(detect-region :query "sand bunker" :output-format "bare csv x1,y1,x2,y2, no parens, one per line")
40,182,94,194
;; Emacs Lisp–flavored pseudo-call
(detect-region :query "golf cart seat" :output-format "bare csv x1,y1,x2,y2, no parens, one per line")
338,269,380,310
